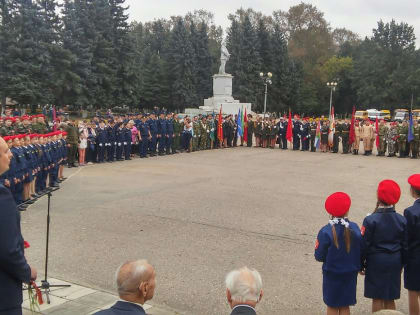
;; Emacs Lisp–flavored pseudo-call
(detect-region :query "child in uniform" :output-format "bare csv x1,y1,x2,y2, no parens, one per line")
315,192,362,315
361,180,407,313
405,174,420,315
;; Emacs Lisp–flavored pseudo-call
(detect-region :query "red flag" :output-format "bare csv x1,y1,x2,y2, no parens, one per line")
375,116,379,148
349,106,356,145
243,108,248,143
217,107,223,142
286,109,293,143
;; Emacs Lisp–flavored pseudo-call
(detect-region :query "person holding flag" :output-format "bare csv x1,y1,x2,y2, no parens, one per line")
286,110,293,148
313,119,321,152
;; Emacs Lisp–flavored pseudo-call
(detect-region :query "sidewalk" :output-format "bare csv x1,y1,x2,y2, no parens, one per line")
23,278,182,315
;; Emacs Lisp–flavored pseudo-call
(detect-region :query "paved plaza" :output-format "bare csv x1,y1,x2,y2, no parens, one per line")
21,147,416,314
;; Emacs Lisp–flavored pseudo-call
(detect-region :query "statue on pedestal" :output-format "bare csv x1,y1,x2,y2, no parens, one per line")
218,42,230,75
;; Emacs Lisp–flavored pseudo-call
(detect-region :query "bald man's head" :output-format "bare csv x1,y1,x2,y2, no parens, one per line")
115,260,156,304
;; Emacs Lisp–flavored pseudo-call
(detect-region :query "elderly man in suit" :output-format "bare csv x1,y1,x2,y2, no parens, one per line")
226,267,263,315
0,136,37,315
94,260,156,315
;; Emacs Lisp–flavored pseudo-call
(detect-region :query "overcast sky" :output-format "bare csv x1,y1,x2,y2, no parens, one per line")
125,0,420,47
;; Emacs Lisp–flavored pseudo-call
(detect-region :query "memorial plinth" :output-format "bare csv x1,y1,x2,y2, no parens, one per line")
202,74,251,115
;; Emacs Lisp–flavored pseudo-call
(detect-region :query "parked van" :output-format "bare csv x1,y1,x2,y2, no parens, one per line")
355,110,368,120
413,109,420,120
367,109,381,121
394,109,408,122
381,110,391,121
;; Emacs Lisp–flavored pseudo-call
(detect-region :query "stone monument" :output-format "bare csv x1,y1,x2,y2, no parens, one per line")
201,42,251,115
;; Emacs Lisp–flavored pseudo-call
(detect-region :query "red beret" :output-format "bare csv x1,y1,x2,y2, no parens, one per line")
408,174,420,191
3,136,11,141
38,134,45,138
325,192,351,217
377,180,401,205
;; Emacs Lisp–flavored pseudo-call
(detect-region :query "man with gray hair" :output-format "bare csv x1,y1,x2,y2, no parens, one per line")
94,260,156,315
225,267,263,315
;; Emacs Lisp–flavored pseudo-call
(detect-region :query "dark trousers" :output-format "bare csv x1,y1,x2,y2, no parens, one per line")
67,144,77,165
124,143,131,159
166,136,173,153
158,136,166,153
247,132,253,147
302,138,309,151
182,132,192,150
140,138,149,157
149,135,157,154
0,308,22,315
310,135,316,152
293,135,300,150
107,144,115,161
116,144,123,160
13,181,23,204
97,144,105,162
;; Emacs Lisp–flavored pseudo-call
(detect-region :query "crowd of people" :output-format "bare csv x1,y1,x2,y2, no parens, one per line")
0,108,420,314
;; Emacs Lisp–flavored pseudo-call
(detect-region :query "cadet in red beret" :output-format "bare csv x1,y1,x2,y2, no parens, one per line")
315,192,363,314
361,179,407,313
404,174,420,313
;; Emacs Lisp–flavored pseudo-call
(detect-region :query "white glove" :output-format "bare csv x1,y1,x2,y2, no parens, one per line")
124,142,127,145
118,143,121,146
99,143,103,147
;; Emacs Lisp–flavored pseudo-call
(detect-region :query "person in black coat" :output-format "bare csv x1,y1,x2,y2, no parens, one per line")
93,260,155,315
0,136,37,315
225,267,263,315
405,174,420,314
361,179,407,313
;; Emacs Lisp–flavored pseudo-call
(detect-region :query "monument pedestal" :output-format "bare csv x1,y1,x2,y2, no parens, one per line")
201,74,251,115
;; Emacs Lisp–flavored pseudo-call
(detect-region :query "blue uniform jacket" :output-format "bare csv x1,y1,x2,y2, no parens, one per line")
124,128,132,144
315,220,362,273
157,118,167,136
361,207,408,266
404,199,420,257
0,184,31,311
147,119,158,135
96,128,108,145
166,119,174,135
139,122,150,137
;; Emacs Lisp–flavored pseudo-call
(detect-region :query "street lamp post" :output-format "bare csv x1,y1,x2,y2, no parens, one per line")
260,72,273,118
327,81,338,119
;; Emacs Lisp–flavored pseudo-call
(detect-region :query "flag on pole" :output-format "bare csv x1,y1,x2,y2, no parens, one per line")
314,119,321,149
286,109,293,143
243,108,248,143
52,106,57,131
217,107,223,142
349,106,356,146
408,111,415,142
241,107,244,137
237,108,243,137
375,117,379,148
328,107,335,147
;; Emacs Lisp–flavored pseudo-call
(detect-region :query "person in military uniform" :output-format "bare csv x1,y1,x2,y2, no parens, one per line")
340,119,351,154
278,117,288,150
292,116,301,150
207,114,216,149
409,119,420,159
332,120,340,153
199,116,208,151
309,120,317,152
246,114,254,148
65,120,79,167
192,116,201,151
386,122,398,157
165,113,174,155
361,120,374,156
0,118,16,136
321,121,329,153
261,118,269,148
157,112,167,156
255,117,262,147
147,113,158,157
398,120,409,158
300,118,310,151
377,120,388,156
32,115,48,134
138,115,151,158
353,120,361,155
15,116,32,134
172,115,182,153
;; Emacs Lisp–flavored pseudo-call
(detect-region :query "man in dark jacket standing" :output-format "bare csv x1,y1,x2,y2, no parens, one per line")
0,136,37,315
65,120,79,167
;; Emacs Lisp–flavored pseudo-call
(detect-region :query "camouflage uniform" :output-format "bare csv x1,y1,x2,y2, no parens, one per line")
192,119,201,151
15,123,31,134
386,125,398,157
377,123,389,156
398,124,408,158
199,120,208,150
0,125,15,136
410,123,420,158
172,119,182,152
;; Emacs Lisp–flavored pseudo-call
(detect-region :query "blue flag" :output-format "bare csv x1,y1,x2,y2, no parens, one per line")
408,112,414,142
237,109,243,137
